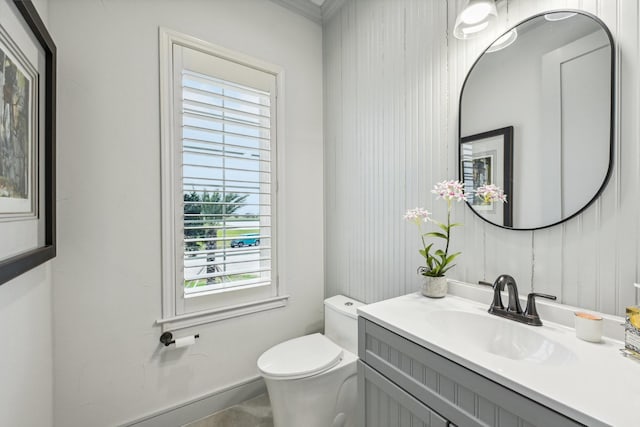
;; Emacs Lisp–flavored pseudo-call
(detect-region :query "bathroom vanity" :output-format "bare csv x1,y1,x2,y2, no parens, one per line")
357,290,639,427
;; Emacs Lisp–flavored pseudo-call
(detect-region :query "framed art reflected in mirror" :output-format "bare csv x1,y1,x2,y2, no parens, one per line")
461,126,513,227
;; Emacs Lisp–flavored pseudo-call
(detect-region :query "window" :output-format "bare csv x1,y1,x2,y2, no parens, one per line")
159,29,287,329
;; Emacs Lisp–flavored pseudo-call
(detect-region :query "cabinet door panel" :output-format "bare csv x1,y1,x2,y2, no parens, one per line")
360,361,448,427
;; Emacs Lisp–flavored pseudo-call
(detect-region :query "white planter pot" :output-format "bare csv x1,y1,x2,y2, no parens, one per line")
421,276,447,298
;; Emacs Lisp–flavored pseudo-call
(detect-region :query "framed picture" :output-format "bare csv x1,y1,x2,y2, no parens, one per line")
0,0,56,286
460,126,513,227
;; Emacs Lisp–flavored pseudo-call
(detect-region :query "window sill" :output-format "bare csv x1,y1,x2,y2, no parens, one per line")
156,294,289,331
184,281,270,298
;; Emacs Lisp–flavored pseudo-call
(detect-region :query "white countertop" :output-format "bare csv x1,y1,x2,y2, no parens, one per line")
357,291,640,427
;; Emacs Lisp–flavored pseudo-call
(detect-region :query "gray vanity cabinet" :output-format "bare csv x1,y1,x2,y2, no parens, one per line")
358,317,583,427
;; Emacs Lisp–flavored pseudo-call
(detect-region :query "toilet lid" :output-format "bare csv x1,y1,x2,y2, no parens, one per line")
257,333,344,380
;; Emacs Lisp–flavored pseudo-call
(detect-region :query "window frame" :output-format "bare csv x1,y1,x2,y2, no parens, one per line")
158,28,288,331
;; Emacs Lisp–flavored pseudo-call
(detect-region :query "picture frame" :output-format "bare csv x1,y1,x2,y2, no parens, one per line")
460,126,513,227
0,0,56,286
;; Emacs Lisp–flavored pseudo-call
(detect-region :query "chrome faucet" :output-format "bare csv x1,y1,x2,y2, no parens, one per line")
479,275,557,326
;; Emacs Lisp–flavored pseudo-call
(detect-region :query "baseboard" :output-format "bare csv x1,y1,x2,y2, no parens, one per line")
121,376,266,427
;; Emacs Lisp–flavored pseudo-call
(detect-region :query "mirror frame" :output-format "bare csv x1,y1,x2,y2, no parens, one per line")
458,9,615,231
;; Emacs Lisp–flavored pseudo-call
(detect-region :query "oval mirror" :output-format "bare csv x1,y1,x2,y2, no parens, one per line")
459,11,614,230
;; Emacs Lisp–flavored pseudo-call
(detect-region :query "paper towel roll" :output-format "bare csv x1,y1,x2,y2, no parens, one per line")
174,335,196,348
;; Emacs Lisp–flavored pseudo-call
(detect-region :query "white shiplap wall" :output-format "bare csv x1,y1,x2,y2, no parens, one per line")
324,0,640,316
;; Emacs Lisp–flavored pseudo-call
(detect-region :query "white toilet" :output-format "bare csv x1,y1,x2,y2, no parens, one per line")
257,295,364,427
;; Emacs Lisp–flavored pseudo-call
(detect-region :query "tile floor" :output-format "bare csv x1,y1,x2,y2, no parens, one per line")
183,393,273,427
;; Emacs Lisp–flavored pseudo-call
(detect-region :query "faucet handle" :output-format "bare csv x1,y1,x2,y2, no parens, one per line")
478,280,504,312
524,293,557,325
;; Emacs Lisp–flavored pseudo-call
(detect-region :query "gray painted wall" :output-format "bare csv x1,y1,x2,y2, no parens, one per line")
324,0,640,316
324,0,449,303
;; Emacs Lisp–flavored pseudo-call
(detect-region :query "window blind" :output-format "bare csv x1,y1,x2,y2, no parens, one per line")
181,70,273,296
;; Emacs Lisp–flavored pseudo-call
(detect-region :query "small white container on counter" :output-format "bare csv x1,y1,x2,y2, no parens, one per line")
574,311,603,342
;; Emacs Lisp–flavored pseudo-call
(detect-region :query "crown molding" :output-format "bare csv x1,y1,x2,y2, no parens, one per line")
269,0,323,24
321,0,347,22
268,0,348,25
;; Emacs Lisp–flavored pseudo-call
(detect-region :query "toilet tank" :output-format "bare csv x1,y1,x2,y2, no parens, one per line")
324,295,365,354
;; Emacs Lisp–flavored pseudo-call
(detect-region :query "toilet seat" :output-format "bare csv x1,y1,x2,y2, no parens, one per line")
257,333,344,380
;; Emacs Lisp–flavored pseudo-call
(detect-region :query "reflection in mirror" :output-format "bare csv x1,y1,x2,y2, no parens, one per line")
461,126,513,227
459,11,613,230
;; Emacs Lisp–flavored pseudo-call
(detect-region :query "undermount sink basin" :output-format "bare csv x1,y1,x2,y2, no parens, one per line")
424,310,577,365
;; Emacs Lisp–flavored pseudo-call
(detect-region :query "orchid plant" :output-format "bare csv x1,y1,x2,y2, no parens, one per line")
405,181,506,278
475,183,507,205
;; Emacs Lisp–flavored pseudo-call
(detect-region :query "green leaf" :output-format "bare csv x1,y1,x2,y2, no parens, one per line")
449,222,464,228
434,249,445,257
430,219,444,228
440,264,457,275
437,222,449,233
425,232,448,240
445,252,462,264
426,256,434,269
432,260,446,274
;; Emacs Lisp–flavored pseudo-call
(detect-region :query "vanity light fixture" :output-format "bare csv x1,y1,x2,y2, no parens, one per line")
544,11,578,21
453,0,498,40
486,28,517,53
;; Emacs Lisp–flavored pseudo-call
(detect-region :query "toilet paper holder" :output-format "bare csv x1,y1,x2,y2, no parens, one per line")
160,331,200,347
